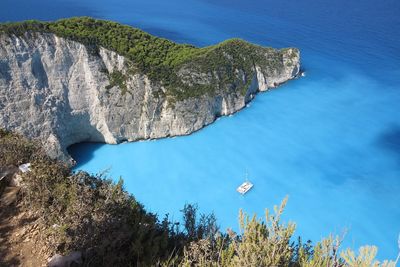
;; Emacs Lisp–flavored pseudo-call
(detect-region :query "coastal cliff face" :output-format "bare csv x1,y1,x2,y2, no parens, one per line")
0,32,300,161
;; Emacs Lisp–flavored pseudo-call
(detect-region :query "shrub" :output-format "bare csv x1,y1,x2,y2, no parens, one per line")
178,197,399,267
0,129,42,166
2,129,398,266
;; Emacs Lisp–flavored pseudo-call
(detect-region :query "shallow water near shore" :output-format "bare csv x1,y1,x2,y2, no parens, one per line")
3,0,400,259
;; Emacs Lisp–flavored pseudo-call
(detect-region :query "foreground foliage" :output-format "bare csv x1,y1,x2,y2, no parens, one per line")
0,129,218,265
0,129,398,266
179,198,399,267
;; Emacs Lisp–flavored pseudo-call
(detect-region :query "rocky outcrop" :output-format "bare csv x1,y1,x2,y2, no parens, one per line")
0,32,300,161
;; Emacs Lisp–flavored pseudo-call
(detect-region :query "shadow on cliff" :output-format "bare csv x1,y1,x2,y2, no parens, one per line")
67,142,105,169
376,124,400,167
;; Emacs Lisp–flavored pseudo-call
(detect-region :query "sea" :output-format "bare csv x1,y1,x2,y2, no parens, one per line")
1,0,399,259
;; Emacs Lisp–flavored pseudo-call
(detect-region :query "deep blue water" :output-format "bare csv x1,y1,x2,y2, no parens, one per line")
2,0,400,259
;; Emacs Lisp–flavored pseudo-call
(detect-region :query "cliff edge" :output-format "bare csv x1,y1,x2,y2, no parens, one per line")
0,18,300,161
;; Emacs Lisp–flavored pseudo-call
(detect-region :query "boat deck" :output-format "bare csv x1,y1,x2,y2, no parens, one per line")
237,181,253,194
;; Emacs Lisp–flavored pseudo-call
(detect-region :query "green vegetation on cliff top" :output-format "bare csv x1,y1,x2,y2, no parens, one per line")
0,17,297,100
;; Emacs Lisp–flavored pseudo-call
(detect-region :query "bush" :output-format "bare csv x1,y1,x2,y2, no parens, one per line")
20,158,183,266
0,129,42,166
1,130,398,266
178,197,399,267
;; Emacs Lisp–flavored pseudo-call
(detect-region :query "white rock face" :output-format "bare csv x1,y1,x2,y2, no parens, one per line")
0,33,300,162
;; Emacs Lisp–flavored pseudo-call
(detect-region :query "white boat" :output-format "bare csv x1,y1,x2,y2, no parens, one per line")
237,172,253,195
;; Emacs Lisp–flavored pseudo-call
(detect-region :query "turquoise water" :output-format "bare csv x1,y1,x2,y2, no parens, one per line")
2,0,400,259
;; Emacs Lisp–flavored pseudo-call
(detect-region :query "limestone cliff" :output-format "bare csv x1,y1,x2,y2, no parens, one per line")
0,31,300,162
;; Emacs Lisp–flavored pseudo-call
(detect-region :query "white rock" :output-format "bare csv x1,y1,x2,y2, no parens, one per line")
0,32,300,161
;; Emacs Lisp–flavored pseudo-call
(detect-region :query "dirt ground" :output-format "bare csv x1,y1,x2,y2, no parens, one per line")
0,187,47,267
